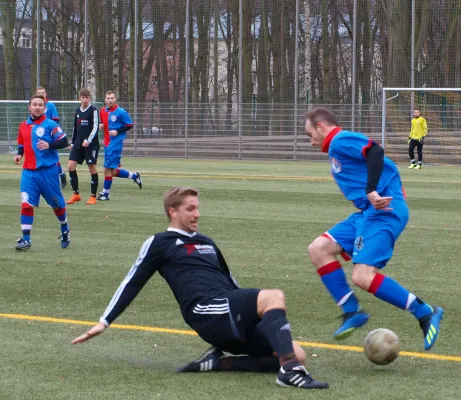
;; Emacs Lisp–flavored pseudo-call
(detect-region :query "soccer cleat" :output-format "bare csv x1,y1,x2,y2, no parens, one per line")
15,238,31,251
59,231,71,249
86,196,97,205
419,306,444,350
66,193,81,204
176,347,223,372
415,165,422,170
276,365,329,389
134,172,143,189
334,311,369,340
60,173,67,189
408,164,417,169
97,192,110,201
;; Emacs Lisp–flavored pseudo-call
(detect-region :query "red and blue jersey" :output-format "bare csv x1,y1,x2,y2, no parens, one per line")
99,105,133,147
44,100,59,122
17,115,66,170
322,128,404,210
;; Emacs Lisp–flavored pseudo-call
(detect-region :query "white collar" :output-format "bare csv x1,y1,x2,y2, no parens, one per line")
167,227,197,237
80,104,92,112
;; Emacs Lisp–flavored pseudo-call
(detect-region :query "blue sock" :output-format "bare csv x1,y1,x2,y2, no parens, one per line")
115,169,134,179
369,273,432,319
103,177,112,193
21,207,34,242
318,261,359,313
54,208,69,233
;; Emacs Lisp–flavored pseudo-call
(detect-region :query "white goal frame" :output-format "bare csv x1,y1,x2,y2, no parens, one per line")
381,87,461,149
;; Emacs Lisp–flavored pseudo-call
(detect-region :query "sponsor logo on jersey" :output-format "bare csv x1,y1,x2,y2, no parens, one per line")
331,157,342,173
184,243,216,255
81,119,89,125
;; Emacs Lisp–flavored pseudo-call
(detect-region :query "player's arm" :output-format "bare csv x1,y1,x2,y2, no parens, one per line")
86,107,99,144
116,110,133,134
14,125,24,164
215,245,240,289
423,118,428,137
50,103,60,123
72,236,161,344
48,126,68,149
364,143,392,210
71,111,78,146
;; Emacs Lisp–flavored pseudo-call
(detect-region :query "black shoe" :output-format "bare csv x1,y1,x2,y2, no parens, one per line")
176,347,223,372
276,366,329,389
134,172,142,189
15,238,31,251
97,192,110,201
60,173,67,189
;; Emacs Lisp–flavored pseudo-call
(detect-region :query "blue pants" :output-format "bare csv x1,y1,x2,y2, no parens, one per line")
104,145,123,169
20,165,65,208
327,200,409,268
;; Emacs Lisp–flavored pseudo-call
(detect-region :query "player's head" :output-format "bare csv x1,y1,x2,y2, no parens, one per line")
414,108,421,118
105,91,117,108
79,88,91,108
29,95,46,118
304,107,339,147
36,87,47,99
164,187,200,233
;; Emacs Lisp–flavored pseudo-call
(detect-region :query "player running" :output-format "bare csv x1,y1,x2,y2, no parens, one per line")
304,107,443,351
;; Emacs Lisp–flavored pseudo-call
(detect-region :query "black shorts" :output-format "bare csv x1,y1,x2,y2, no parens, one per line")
69,146,99,165
187,288,274,357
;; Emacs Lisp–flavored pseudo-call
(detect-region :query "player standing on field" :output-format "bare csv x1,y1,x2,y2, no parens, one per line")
408,108,427,169
66,88,100,205
97,90,142,201
14,95,71,250
304,107,443,350
36,86,67,188
72,187,328,390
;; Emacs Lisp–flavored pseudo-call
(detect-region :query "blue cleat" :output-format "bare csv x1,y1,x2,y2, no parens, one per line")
334,311,369,340
59,231,71,249
419,306,444,351
176,347,223,372
15,238,31,251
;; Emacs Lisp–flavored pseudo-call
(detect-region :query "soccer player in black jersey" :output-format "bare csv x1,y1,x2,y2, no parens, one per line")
66,88,100,205
72,187,328,390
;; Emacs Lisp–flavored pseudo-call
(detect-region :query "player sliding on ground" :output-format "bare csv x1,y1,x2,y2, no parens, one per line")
304,107,443,351
72,187,328,390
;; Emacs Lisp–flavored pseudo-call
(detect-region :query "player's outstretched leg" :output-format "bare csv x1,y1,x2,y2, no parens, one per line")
114,168,142,189
16,203,33,250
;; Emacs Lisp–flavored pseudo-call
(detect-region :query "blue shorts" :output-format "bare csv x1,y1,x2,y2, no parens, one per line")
104,145,123,169
20,165,66,208
327,200,409,268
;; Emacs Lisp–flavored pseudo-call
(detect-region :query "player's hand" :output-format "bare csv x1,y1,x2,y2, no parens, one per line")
72,321,108,344
419,138,424,144
407,138,411,144
99,123,104,131
109,130,118,137
82,139,89,148
37,139,49,150
367,191,393,211
13,155,23,165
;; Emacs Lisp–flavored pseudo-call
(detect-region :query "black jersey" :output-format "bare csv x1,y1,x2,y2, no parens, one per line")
100,228,240,326
72,104,99,149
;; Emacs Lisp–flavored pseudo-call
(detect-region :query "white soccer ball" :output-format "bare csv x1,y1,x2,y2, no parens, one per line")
363,328,400,365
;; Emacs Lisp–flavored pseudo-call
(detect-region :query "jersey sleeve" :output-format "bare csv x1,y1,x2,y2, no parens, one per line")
423,118,428,136
87,107,99,143
215,245,240,289
121,109,133,127
332,133,376,160
51,123,66,141
100,235,162,326
72,109,78,144
49,103,59,122
17,123,24,146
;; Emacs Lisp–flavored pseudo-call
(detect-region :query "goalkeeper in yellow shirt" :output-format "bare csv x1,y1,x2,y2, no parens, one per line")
408,108,427,169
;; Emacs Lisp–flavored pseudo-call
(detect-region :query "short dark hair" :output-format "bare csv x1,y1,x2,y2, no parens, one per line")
105,90,116,98
79,88,91,97
163,187,199,221
305,107,339,127
29,95,45,105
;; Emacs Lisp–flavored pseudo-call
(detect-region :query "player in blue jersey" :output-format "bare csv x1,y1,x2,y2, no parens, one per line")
97,91,142,201
14,95,71,250
72,187,328,390
304,107,443,351
36,87,67,188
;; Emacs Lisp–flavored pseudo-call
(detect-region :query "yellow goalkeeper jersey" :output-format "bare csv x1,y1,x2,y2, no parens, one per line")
410,117,428,140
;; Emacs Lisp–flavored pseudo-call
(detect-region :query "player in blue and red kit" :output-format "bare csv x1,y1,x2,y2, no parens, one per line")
36,86,67,188
14,95,71,250
97,90,142,201
304,107,443,351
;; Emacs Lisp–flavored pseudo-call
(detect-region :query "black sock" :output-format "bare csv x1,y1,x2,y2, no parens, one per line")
90,173,99,196
69,170,79,194
219,355,279,372
257,309,298,369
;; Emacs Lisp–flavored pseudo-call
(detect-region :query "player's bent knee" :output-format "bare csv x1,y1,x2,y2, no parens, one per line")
258,289,286,313
308,237,336,264
351,265,375,290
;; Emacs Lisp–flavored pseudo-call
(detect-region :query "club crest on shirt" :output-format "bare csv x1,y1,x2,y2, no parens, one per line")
35,127,45,137
110,115,117,122
331,157,342,173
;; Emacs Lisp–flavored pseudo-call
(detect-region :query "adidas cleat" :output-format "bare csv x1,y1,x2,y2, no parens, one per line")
134,172,142,189
176,347,223,372
276,366,329,389
419,306,444,350
15,238,31,251
97,192,110,201
59,231,71,249
334,311,369,340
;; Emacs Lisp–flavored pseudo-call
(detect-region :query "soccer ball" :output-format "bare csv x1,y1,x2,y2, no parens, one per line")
363,328,400,365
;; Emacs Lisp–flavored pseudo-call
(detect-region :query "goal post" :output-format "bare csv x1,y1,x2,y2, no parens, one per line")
382,88,461,165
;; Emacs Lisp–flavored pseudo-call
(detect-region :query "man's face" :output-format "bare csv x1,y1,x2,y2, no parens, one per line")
36,88,47,99
305,119,327,147
414,109,421,118
169,195,200,233
80,95,90,108
29,98,45,118
105,93,116,108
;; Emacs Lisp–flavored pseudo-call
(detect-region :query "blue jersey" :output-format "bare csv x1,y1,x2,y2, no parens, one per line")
44,100,59,122
324,128,405,210
100,105,133,148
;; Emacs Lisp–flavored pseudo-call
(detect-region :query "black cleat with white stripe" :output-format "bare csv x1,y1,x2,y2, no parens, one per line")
176,347,223,372
276,366,329,389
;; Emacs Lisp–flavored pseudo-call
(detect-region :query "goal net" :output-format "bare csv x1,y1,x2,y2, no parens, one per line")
0,100,81,153
382,88,461,165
